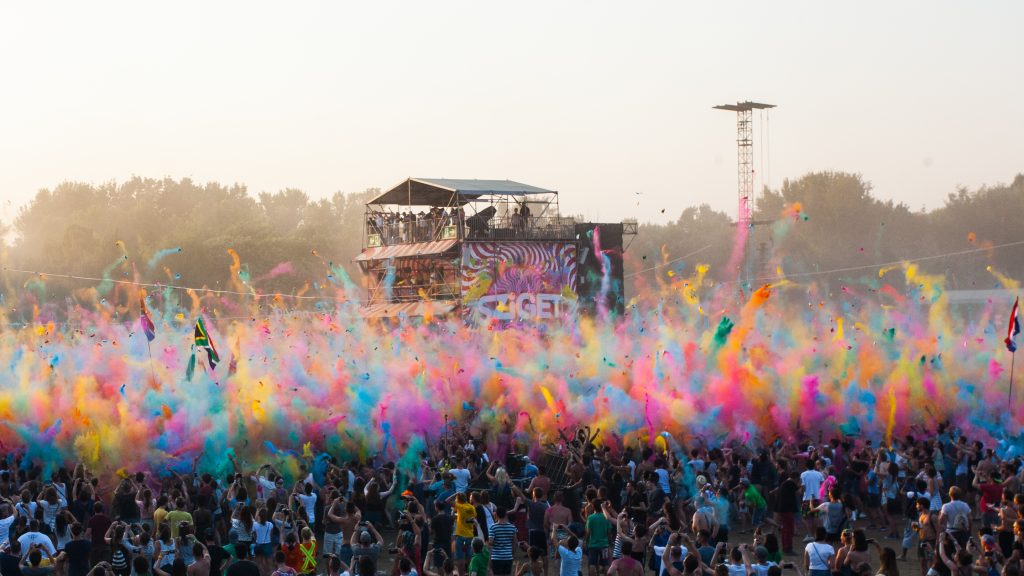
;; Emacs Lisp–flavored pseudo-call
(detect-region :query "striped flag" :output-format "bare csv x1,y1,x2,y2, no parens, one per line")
1007,297,1021,353
139,295,156,342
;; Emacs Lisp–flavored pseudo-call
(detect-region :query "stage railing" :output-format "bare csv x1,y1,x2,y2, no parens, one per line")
365,214,577,247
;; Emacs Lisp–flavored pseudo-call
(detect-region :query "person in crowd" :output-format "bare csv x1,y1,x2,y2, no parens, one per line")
1,423,1015,576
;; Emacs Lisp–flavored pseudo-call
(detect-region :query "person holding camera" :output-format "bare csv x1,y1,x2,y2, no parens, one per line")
551,523,582,576
20,543,56,576
350,520,383,564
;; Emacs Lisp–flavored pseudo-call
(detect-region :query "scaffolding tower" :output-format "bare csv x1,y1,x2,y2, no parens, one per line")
713,101,775,282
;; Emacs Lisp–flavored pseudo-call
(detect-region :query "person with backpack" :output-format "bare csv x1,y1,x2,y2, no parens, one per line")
812,489,847,543
938,487,971,547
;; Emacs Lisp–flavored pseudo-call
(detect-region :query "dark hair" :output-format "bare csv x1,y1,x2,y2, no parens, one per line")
357,557,377,576
621,541,633,557
133,556,151,574
170,559,187,576
853,529,868,552
764,533,779,554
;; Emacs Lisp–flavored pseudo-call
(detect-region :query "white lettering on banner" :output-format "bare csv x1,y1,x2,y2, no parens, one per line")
472,293,577,321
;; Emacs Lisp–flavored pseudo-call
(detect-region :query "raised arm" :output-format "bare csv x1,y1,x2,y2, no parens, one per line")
379,476,396,499
938,535,959,572
661,535,685,576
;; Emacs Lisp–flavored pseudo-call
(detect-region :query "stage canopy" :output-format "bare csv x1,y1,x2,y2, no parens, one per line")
368,178,556,206
354,239,458,262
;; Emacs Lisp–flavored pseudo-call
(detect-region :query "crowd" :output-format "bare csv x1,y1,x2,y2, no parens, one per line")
368,208,465,245
366,202,535,245
388,263,456,301
1,422,1022,576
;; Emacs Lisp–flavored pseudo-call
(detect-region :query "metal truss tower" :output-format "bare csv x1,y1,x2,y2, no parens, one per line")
713,100,775,283
713,101,775,228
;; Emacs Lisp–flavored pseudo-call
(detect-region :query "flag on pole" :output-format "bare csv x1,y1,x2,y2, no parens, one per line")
1006,297,1021,353
194,316,220,369
140,295,156,342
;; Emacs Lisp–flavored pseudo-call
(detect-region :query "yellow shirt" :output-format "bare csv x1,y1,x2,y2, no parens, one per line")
454,502,477,539
164,510,194,538
153,507,169,533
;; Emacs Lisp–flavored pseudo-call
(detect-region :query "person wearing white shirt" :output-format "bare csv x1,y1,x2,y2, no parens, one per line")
804,528,835,576
654,534,689,576
556,539,582,576
800,460,825,542
293,483,318,526
241,461,280,501
723,544,756,576
450,465,472,494
750,547,778,576
938,486,972,546
18,521,57,555
0,503,16,548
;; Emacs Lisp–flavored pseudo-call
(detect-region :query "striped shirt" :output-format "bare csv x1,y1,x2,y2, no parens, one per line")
489,522,518,561
612,525,632,559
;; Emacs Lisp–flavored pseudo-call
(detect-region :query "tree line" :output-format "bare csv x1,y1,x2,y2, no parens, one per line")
1,171,1021,318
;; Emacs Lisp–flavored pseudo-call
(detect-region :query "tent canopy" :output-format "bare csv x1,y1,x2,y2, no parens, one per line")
368,178,556,207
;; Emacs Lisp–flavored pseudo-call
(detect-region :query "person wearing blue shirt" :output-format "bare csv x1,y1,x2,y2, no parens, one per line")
522,458,539,480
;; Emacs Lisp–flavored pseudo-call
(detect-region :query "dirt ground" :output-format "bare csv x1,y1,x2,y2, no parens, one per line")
370,520,929,576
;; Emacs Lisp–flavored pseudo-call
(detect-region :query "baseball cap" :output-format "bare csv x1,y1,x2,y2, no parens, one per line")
755,547,769,562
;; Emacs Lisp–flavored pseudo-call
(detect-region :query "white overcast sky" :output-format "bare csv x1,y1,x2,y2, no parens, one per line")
0,1,1021,226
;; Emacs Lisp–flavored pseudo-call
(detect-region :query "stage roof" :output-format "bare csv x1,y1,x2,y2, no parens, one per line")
368,178,556,206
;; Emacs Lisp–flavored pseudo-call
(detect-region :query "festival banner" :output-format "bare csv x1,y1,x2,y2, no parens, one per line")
460,242,578,322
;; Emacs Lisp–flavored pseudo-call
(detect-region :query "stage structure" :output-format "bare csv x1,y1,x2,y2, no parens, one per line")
355,178,636,322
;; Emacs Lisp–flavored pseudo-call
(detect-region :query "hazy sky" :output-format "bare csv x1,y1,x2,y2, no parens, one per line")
1,1,1021,227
